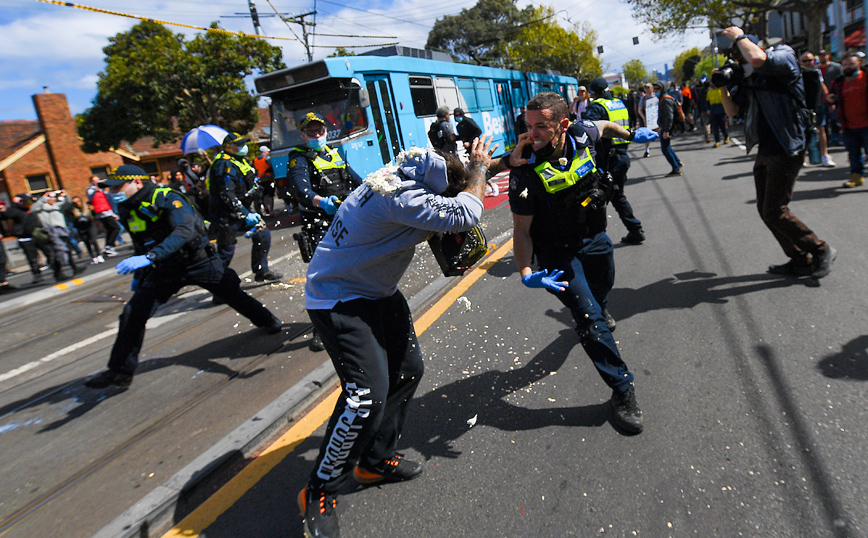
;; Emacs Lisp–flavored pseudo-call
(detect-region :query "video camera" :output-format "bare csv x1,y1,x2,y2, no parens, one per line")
711,35,759,88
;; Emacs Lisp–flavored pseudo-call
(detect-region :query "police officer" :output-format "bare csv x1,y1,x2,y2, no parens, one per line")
84,165,282,389
509,92,657,434
583,77,646,245
287,112,362,351
209,132,283,283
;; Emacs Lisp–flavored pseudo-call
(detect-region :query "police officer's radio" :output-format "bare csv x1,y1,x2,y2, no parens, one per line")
427,225,488,277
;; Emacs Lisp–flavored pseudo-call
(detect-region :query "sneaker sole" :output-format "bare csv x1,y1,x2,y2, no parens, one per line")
353,465,423,484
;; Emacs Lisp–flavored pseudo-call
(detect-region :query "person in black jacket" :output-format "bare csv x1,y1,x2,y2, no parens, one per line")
453,108,483,150
84,165,282,389
652,81,684,175
0,194,49,283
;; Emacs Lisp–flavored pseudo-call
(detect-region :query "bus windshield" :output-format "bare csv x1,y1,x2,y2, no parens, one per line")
270,79,368,149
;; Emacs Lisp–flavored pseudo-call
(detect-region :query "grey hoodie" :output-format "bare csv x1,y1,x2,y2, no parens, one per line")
305,151,483,309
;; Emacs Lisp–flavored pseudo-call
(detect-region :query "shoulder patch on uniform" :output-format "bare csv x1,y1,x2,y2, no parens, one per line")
173,200,183,209
289,159,297,168
581,120,595,128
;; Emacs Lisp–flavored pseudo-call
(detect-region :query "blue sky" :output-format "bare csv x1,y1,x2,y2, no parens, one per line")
0,0,709,122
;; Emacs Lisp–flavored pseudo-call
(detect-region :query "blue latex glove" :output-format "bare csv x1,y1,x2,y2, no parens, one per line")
521,269,568,292
320,195,340,216
631,127,659,144
245,212,262,227
116,255,152,275
131,278,140,292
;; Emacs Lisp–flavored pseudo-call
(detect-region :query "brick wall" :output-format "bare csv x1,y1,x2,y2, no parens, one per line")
3,142,55,196
32,93,123,199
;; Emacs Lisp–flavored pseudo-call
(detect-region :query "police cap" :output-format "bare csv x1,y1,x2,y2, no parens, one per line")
100,164,149,187
588,77,609,96
223,132,249,146
299,112,326,130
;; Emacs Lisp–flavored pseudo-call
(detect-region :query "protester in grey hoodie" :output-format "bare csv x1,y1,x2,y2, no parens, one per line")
297,136,494,538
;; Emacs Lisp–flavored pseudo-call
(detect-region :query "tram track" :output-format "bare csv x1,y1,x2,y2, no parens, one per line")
0,278,311,535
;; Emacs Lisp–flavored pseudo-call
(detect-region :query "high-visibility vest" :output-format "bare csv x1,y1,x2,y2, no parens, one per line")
593,98,631,145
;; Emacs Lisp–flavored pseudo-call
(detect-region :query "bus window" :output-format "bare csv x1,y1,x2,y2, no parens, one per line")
410,76,437,117
270,79,368,149
458,78,478,112
475,79,493,110
435,77,461,111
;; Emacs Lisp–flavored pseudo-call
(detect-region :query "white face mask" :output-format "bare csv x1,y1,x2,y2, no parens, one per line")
235,144,249,157
308,135,328,151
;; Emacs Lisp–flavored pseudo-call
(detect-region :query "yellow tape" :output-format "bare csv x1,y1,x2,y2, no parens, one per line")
33,0,297,41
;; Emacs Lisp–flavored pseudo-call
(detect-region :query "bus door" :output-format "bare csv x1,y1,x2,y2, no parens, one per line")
365,76,403,165
495,81,517,148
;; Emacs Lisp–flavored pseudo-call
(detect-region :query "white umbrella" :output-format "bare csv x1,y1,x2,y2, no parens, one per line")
180,124,229,154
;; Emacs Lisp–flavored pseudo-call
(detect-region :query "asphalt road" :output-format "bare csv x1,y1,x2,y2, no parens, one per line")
2,128,867,538
198,130,866,538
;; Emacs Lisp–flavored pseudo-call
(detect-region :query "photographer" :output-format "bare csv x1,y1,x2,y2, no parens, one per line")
717,26,836,279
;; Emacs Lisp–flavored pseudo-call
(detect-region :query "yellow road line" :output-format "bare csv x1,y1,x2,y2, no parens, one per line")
53,278,85,291
161,237,515,537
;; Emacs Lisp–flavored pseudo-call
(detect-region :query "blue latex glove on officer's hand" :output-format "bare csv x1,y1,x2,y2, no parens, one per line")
116,255,152,275
521,269,568,292
631,127,659,144
245,212,262,227
319,195,340,216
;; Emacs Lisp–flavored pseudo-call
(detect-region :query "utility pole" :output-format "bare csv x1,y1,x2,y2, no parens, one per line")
247,0,263,36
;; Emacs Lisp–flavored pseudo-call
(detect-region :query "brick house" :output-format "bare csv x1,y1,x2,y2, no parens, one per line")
0,92,124,204
1,91,272,206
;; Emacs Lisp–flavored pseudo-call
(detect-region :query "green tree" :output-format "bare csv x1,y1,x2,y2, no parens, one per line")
328,47,356,57
672,47,702,83
77,21,285,153
622,59,648,86
510,7,601,79
623,0,831,53
426,0,534,67
693,54,728,82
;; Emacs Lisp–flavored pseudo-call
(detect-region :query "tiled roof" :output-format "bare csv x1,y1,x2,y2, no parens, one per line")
0,120,42,162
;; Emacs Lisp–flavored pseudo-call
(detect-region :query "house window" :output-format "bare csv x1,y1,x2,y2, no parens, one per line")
26,174,50,192
139,161,159,176
90,167,109,180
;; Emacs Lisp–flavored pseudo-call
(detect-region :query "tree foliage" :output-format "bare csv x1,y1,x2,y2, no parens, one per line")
426,0,534,67
328,47,356,57
77,21,285,153
623,0,832,52
693,54,728,81
673,47,702,83
622,59,648,87
509,7,601,80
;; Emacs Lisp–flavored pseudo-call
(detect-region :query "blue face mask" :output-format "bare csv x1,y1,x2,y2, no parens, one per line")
456,116,464,122
655,92,662,99
235,144,249,157
113,192,128,203
308,135,328,152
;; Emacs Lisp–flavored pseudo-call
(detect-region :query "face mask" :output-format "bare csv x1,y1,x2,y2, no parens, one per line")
235,144,249,157
655,92,662,98
308,135,328,151
456,116,464,122
844,67,858,77
113,192,128,203
533,139,558,161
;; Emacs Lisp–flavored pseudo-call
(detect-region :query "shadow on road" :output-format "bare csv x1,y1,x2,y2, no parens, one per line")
817,335,868,381
608,269,806,323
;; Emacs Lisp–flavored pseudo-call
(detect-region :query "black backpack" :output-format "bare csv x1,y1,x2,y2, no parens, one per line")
428,121,445,149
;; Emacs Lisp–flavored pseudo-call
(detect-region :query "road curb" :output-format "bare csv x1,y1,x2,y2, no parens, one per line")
92,229,514,538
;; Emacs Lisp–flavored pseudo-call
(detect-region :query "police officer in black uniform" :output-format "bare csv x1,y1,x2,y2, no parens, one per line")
509,92,657,434
583,77,646,245
84,165,282,389
287,112,362,351
209,132,282,283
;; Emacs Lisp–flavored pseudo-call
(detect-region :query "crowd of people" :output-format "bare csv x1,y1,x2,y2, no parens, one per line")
0,28,856,537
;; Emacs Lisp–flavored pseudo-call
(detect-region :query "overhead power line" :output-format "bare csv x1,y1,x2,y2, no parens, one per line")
31,0,297,41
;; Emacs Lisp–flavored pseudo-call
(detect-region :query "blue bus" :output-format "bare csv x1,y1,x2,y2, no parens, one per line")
254,46,579,180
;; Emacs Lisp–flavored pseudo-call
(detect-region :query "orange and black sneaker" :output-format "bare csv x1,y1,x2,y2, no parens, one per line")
297,485,339,538
353,453,423,484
